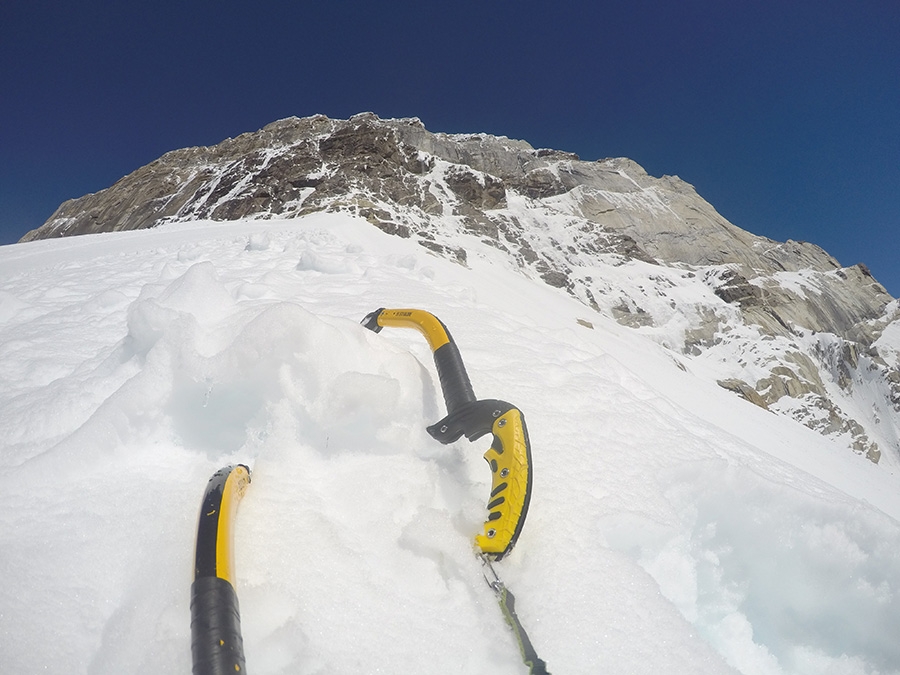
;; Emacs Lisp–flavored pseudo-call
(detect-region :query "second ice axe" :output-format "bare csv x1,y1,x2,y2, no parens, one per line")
361,308,533,560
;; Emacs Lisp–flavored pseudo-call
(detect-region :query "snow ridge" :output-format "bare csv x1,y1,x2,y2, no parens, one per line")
18,113,900,462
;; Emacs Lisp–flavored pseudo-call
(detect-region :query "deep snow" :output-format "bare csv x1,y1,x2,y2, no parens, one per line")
1,214,899,674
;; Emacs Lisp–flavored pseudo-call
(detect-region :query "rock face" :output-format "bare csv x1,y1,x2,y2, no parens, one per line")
22,113,900,463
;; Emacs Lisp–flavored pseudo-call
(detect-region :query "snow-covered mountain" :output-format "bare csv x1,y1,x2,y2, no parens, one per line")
22,113,900,465
3,209,900,674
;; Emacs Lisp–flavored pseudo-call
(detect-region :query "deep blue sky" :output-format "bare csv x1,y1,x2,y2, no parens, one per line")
2,1,898,295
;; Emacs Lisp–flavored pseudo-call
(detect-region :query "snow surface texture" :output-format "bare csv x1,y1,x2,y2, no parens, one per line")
1,214,899,674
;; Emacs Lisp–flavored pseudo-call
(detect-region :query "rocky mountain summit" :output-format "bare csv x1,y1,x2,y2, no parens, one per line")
23,113,900,463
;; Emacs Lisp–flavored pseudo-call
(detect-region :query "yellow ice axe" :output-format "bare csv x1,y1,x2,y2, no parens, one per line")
190,464,251,675
361,308,533,560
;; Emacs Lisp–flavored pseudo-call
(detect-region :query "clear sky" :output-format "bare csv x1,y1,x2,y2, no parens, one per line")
2,1,898,295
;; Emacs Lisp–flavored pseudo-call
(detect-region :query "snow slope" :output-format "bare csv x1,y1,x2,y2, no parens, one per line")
1,214,899,674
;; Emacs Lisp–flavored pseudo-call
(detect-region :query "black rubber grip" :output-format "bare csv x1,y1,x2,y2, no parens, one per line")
433,341,477,414
190,576,247,675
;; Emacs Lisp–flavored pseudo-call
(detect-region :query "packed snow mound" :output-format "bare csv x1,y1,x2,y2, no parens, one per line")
1,214,899,674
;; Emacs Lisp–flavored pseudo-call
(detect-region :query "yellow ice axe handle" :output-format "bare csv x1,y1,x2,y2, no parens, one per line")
361,309,533,560
428,401,533,560
191,464,251,675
